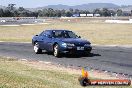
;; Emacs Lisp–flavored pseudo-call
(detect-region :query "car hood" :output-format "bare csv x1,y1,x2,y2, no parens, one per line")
59,38,91,44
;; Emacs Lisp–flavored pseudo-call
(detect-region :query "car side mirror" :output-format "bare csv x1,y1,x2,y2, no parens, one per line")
78,36,81,38
48,35,53,38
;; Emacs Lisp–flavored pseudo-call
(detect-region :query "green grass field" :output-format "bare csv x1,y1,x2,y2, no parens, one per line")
0,57,131,88
0,19,132,45
0,57,80,88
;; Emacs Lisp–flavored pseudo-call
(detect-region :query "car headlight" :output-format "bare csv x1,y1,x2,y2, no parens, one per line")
67,43,75,47
62,43,67,47
84,44,90,46
62,43,75,47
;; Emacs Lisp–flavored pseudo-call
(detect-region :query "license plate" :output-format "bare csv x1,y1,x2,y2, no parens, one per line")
77,47,84,50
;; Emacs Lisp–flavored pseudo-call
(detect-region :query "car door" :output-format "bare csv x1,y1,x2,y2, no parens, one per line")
43,31,53,51
37,31,46,50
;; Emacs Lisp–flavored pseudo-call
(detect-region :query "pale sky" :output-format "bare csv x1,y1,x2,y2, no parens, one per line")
0,0,131,8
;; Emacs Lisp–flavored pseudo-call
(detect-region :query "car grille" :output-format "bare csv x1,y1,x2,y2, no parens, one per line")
74,43,85,46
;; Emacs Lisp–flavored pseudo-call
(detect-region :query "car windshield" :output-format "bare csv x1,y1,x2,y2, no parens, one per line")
53,31,78,38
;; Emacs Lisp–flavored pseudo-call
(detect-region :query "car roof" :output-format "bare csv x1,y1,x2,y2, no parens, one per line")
45,29,71,32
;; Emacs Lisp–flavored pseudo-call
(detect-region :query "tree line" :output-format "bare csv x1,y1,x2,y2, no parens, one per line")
0,4,132,17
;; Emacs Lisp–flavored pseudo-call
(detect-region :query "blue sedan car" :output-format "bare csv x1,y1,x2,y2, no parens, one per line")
32,29,92,57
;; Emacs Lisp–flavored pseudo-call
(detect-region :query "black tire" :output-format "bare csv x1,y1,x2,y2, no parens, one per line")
33,42,42,54
85,51,91,56
53,44,61,57
79,77,91,87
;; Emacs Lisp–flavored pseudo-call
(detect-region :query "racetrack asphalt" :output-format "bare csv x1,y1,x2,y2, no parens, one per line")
0,42,132,77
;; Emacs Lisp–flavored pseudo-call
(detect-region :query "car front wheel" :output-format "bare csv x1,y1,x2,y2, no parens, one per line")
34,42,42,54
53,44,61,57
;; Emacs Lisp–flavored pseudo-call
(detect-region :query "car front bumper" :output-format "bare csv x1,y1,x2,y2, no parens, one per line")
59,45,92,54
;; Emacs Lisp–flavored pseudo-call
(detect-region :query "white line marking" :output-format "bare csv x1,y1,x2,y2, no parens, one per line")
20,59,28,61
39,61,51,64
0,25,20,26
21,24,36,25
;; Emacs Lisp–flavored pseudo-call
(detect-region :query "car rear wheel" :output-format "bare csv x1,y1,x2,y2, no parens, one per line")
34,42,42,54
53,44,61,57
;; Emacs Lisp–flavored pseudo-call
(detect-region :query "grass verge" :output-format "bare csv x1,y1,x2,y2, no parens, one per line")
0,57,131,88
0,20,132,45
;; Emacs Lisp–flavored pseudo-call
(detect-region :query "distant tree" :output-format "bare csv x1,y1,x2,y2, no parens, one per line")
61,9,66,17
38,10,43,17
2,4,130,17
42,9,48,17
48,8,56,17
85,10,90,14
79,10,84,14
41,8,55,17
101,8,111,17
55,10,61,17
19,10,33,17
18,7,25,16
93,9,101,14
13,10,19,17
3,9,13,17
0,8,4,17
66,11,72,17
32,12,38,17
131,10,132,16
109,10,116,16
7,4,16,11
117,9,123,16
3,4,16,17
69,8,74,14
74,9,80,14
18,7,25,12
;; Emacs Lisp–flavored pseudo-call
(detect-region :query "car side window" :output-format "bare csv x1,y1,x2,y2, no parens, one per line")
39,32,45,36
43,31,51,37
39,31,52,37
52,31,63,38
39,32,44,36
